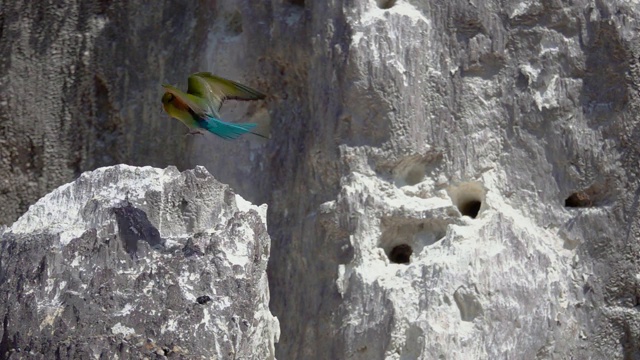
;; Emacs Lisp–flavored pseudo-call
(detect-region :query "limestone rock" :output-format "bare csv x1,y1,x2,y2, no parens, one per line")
0,165,279,359
3,0,640,359
256,1,640,359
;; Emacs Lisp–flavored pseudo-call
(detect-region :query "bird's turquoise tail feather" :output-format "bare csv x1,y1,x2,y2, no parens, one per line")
198,116,258,140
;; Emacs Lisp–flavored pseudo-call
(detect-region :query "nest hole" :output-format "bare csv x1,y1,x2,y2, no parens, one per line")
459,200,482,218
377,0,396,9
565,192,592,208
564,182,613,208
196,295,212,305
447,182,486,219
389,244,413,264
393,162,426,187
379,220,448,264
387,151,442,188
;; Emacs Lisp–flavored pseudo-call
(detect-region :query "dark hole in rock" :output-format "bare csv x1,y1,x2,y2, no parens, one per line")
389,244,413,264
377,0,396,9
196,295,212,305
459,200,482,218
447,182,486,219
516,70,529,90
288,0,304,5
565,192,592,208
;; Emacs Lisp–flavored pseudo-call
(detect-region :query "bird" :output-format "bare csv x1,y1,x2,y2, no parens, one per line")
161,72,267,140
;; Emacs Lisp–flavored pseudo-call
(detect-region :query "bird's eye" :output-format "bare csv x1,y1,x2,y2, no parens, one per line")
162,93,174,103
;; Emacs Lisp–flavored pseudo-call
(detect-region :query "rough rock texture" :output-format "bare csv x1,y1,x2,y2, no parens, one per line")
4,0,640,359
0,165,279,359
0,1,219,225
239,1,639,358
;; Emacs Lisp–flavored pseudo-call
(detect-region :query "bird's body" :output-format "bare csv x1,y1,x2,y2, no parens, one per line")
161,73,267,140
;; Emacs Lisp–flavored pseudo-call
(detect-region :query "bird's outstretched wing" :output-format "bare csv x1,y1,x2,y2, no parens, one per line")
162,84,211,116
187,72,266,114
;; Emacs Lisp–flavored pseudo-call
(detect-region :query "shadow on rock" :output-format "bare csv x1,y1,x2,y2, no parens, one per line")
112,203,164,258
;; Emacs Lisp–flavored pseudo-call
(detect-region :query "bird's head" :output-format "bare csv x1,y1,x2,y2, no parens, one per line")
161,91,181,118
161,92,174,107
161,85,195,123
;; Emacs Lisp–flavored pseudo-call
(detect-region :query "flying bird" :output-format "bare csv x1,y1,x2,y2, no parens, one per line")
161,72,267,140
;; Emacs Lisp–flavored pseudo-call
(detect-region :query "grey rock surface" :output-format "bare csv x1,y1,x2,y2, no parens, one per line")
0,165,279,359
3,0,640,359
235,0,639,359
0,1,218,225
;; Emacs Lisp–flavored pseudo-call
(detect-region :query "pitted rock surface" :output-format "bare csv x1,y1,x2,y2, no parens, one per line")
0,165,279,359
3,1,640,359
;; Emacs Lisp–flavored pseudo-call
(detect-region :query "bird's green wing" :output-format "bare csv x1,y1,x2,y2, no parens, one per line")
187,72,266,113
162,84,210,116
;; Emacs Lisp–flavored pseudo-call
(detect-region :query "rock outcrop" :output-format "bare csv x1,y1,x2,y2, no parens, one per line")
0,165,279,359
249,1,639,358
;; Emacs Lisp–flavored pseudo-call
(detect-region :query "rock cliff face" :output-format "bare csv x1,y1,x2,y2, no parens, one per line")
2,0,640,359
0,165,279,359
0,1,217,225
229,1,638,358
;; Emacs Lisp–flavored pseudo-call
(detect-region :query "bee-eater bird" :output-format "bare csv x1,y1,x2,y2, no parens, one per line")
161,72,267,140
